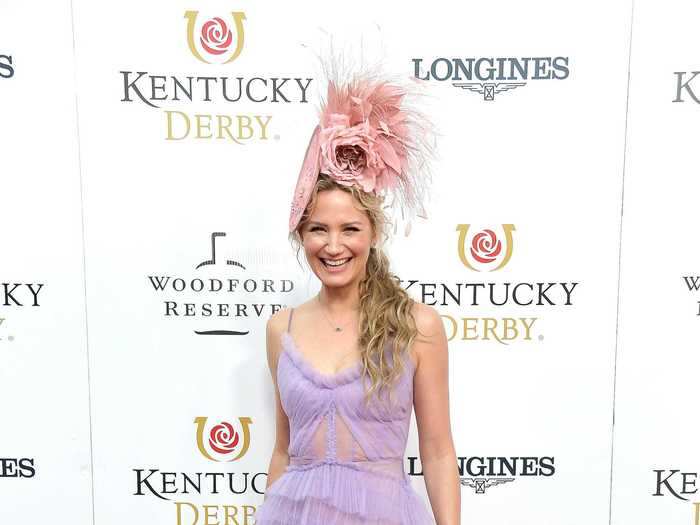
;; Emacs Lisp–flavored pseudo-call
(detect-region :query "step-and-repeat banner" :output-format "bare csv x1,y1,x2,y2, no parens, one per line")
1,0,698,524
610,2,700,525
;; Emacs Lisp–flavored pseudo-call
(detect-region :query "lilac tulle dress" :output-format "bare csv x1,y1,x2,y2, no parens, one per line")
256,308,435,524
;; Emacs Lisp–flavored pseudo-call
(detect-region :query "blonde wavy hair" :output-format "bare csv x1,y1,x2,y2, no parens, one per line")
289,174,419,407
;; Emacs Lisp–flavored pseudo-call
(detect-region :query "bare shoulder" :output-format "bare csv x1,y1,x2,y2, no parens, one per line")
265,307,293,371
410,301,444,340
268,307,292,336
409,301,447,369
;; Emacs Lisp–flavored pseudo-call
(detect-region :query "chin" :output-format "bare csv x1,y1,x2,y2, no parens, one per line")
315,267,358,286
316,269,357,283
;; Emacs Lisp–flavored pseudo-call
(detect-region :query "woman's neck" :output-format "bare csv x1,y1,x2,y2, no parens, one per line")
317,286,360,315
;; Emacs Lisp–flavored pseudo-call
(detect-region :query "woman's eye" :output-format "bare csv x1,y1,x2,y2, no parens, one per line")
308,226,359,234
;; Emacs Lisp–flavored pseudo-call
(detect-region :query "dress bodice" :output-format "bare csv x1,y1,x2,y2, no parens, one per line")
277,307,416,481
256,307,435,524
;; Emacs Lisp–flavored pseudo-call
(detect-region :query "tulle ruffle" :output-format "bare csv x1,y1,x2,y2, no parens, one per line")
256,460,434,525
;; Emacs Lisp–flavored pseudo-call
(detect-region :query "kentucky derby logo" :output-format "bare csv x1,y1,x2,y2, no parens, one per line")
653,468,700,525
456,224,515,271
184,10,246,64
194,416,252,462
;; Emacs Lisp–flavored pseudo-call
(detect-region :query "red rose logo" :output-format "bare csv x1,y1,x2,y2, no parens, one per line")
470,229,502,264
200,17,233,56
209,422,240,455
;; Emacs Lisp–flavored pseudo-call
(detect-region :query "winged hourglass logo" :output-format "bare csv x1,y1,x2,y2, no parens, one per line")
453,82,526,101
456,224,516,272
194,416,253,462
184,10,246,64
460,477,515,494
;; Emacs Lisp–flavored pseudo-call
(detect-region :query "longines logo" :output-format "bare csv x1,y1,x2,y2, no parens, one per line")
133,416,265,523
412,56,570,100
146,232,292,336
0,458,35,478
681,275,700,316
398,224,580,345
408,455,555,494
0,54,14,79
653,469,700,524
119,9,313,144
673,71,700,104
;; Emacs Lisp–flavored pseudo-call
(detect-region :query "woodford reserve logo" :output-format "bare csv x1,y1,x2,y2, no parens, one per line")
397,224,580,345
681,275,700,316
119,9,313,144
133,416,265,524
146,231,292,336
412,56,570,101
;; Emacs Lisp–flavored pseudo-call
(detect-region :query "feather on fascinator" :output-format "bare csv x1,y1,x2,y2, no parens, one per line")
289,53,436,237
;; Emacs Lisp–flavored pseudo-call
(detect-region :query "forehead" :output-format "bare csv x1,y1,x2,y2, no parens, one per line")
308,190,369,225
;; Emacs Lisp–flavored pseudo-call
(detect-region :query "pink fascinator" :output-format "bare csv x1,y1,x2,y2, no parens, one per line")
289,56,436,236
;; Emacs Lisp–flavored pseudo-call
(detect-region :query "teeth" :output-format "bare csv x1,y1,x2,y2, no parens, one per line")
323,258,350,267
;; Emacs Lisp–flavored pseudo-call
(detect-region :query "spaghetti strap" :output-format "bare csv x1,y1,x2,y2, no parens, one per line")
287,307,294,332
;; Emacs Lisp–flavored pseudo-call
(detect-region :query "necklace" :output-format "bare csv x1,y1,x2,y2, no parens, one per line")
317,294,355,332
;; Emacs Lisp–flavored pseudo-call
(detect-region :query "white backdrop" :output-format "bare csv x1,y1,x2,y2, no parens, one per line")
0,0,92,522
610,1,700,524
1,1,698,524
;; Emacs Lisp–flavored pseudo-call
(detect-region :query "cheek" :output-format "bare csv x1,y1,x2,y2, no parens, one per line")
347,237,372,255
303,236,325,255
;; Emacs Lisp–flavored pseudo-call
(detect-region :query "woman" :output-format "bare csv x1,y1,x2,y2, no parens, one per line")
256,65,461,524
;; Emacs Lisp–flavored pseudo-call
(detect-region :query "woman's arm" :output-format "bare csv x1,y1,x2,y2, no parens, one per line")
262,309,291,498
412,302,461,525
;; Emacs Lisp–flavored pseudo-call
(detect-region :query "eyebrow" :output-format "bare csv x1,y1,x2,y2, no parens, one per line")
307,221,363,227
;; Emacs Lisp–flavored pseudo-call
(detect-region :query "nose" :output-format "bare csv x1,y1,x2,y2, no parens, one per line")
325,231,344,254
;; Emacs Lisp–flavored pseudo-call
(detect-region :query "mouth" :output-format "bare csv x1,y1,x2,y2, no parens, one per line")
320,257,352,269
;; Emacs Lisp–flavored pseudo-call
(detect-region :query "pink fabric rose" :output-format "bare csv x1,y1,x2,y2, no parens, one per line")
318,113,403,194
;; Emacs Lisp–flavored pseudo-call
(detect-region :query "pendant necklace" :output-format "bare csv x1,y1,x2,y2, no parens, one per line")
317,294,355,332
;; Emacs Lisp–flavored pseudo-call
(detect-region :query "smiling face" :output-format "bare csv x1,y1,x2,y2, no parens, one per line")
300,188,376,289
